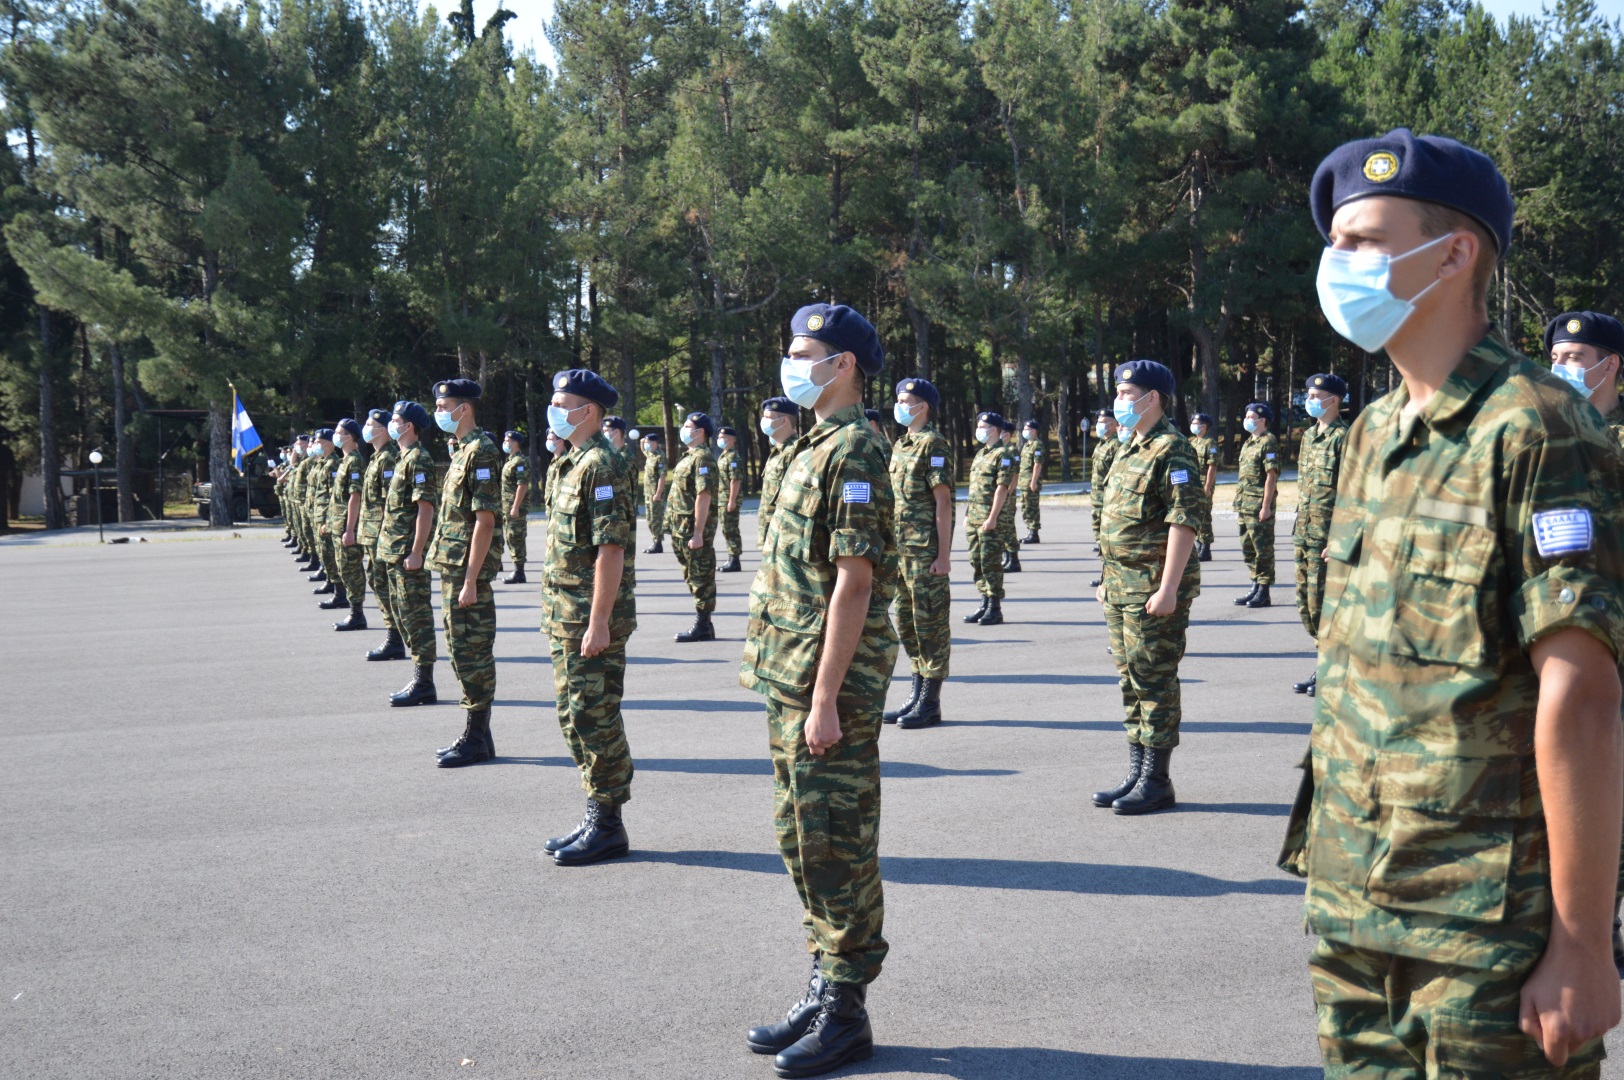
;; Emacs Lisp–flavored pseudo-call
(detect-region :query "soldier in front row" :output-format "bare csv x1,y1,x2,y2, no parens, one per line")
360,409,405,661
742,303,897,1078
501,429,530,585
964,412,1014,625
1291,374,1347,697
382,401,440,708
1232,402,1279,609
1285,127,1624,1075
884,377,953,729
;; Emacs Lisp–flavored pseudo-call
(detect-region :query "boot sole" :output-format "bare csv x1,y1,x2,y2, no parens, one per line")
437,752,494,768
1113,797,1176,815
366,652,407,661
389,695,437,708
334,625,367,631
896,718,940,729
553,842,630,866
773,1041,873,1078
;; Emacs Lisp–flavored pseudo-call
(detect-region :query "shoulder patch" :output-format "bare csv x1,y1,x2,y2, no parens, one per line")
698,466,709,474
730,461,739,468
414,472,426,483
516,465,525,473
1533,508,1593,557
383,470,394,479
1171,469,1190,485
475,467,492,480
842,481,871,504
351,472,360,480
930,456,945,467
594,484,613,502
1265,453,1276,460
1000,458,1011,467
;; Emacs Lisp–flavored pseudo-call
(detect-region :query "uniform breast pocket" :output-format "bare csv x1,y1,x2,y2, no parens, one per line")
1389,519,1494,666
1109,470,1158,521
770,483,824,561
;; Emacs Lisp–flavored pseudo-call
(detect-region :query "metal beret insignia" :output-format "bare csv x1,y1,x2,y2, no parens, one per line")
905,381,915,391
555,374,568,389
806,314,824,330
1363,151,1399,182
436,382,448,396
1568,318,1583,334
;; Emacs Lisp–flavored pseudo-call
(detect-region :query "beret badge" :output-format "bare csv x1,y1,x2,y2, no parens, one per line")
1568,318,1583,334
1363,151,1399,182
806,314,824,331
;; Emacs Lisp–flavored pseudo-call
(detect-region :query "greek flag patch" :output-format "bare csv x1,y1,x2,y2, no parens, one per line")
414,473,426,483
516,465,524,473
1171,469,1190,485
1001,458,1011,467
1265,453,1276,460
475,468,491,480
730,461,739,468
1533,508,1593,557
842,481,871,504
594,485,613,502
351,472,360,480
699,467,709,474
930,456,945,467
383,470,394,479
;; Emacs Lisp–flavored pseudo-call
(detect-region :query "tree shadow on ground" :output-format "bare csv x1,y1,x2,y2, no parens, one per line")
496,757,1016,779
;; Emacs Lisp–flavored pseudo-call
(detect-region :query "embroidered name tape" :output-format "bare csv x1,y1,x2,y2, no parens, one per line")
930,456,945,467
1533,508,1593,557
594,485,613,501
475,467,492,480
842,481,871,504
1171,469,1190,485
414,472,426,483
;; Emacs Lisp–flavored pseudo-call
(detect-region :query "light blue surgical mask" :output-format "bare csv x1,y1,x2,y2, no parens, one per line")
894,402,915,426
1189,423,1202,436
1305,398,1327,418
547,403,582,440
1243,418,1258,434
1316,234,1451,352
1094,422,1108,439
680,427,696,446
387,421,402,441
1553,360,1609,400
434,407,459,433
780,352,840,410
760,416,777,437
1117,427,1132,444
1113,396,1144,430
975,427,990,444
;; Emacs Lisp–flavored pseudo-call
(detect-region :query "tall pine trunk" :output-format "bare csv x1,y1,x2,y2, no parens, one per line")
38,308,62,528
110,342,134,522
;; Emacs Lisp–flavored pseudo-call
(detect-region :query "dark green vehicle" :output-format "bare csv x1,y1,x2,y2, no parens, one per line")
193,461,281,521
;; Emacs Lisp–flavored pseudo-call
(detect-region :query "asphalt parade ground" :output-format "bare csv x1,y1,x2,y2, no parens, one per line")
5,504,1623,1080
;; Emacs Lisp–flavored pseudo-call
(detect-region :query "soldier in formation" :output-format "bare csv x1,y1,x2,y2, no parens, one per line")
383,401,440,709
1547,312,1624,447
307,429,338,598
1232,402,1279,609
667,411,720,643
1186,413,1217,562
1290,373,1347,696
501,429,530,585
757,396,798,546
327,418,368,630
716,425,745,573
641,429,669,554
1018,418,1044,545
1088,409,1119,588
360,409,404,661
963,411,1014,626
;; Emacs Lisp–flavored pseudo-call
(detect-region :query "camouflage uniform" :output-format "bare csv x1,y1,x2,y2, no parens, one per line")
1090,437,1120,541
1293,417,1347,639
1280,333,1624,1074
328,447,368,601
757,441,793,551
286,457,307,549
1018,436,1045,532
1605,402,1624,452
966,441,1015,599
501,451,529,570
379,444,439,664
360,442,399,629
718,445,744,558
429,430,505,710
642,451,668,546
543,432,638,806
889,423,954,679
1187,432,1219,548
300,455,323,556
667,443,719,612
740,402,898,987
308,451,339,585
1234,429,1281,584
1099,417,1202,749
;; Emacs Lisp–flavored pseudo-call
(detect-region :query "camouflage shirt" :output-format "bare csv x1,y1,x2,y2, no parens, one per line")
889,423,955,557
642,452,667,496
428,428,505,578
327,448,366,532
1604,401,1624,453
1090,439,1119,504
1234,430,1280,507
377,443,438,563
359,443,398,546
1018,437,1046,487
666,444,719,539
286,457,306,505
541,432,637,644
758,441,794,543
1295,417,1348,537
717,447,743,504
306,452,336,518
1099,417,1203,599
501,453,529,512
966,441,1016,528
740,402,899,706
1188,434,1219,477
1295,331,1624,971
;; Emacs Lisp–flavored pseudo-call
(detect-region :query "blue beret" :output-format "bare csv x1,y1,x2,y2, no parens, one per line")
1192,413,1214,426
791,304,884,376
1306,373,1348,397
503,429,526,447
863,409,882,424
550,368,618,410
976,411,1009,431
433,377,482,401
1114,359,1176,400
894,377,940,412
1244,402,1274,423
1545,312,1624,360
719,425,738,437
761,396,798,417
315,427,336,441
295,433,310,441
642,429,663,441
685,411,715,436
366,408,390,426
1023,420,1039,430
336,418,363,441
1096,409,1114,422
391,400,432,435
1311,128,1513,258
601,415,627,432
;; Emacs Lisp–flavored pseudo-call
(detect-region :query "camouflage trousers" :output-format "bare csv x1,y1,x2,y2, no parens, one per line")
1197,494,1215,547
767,694,888,987
672,532,716,612
1021,486,1041,530
894,554,951,679
505,515,527,566
441,575,496,709
1091,502,1105,544
723,507,742,557
366,550,394,629
1237,498,1276,584
1103,592,1192,749
966,523,1005,600
1295,522,1331,639
387,563,436,664
999,514,1017,552
317,530,340,589
550,639,634,805
1310,937,1604,1078
301,511,319,558
336,537,366,601
645,493,666,544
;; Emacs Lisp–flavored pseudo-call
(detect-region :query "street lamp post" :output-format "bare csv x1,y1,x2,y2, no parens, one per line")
88,449,104,543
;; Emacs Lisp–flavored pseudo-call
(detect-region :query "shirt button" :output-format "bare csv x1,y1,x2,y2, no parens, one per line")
1559,587,1575,604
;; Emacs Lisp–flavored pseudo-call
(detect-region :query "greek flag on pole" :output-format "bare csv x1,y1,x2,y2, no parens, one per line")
231,386,262,474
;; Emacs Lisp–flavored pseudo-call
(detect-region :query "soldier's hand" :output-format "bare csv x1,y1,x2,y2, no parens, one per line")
405,552,423,572
980,522,995,535
1095,584,1105,605
582,622,609,658
688,535,703,550
1519,937,1622,1066
1259,505,1274,522
929,554,950,576
342,529,355,548
804,696,843,756
457,579,478,608
1145,587,1176,617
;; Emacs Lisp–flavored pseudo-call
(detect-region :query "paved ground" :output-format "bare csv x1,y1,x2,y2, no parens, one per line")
3,505,1619,1079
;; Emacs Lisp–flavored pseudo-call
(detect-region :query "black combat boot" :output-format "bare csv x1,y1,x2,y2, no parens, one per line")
773,982,873,1078
553,800,629,865
1198,542,1213,562
334,602,367,631
1292,671,1316,695
319,586,349,610
721,553,743,573
1022,529,1039,545
1246,585,1272,608
367,628,406,661
1092,744,1145,807
389,663,437,707
675,611,715,643
438,708,493,768
898,678,942,729
1089,576,1102,587
310,568,330,584
883,674,923,724
1113,746,1176,815
1307,679,1316,698
503,564,527,585
436,719,494,760
1233,583,1259,606
644,539,664,554
962,597,989,624
747,955,826,1055
1005,551,1022,573
978,599,1003,626
543,799,600,854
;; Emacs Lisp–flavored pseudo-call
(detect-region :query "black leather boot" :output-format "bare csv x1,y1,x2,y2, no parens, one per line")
1113,746,1176,815
721,553,743,573
1292,671,1316,695
643,539,663,554
1005,551,1022,573
978,599,1003,626
898,678,942,729
1246,585,1272,608
438,708,493,768
675,611,715,643
962,597,989,624
543,800,599,854
334,603,367,631
1089,576,1101,587
367,628,406,661
1232,583,1259,606
1198,542,1213,562
1307,678,1316,698
1022,529,1039,544
553,800,629,865
747,955,826,1055
308,568,327,582
319,586,349,610
389,663,437,707
502,565,527,585
883,674,923,724
773,982,873,1078
435,720,494,759
1092,744,1145,807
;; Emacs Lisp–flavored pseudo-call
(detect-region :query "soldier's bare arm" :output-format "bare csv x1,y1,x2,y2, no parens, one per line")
1147,524,1196,617
582,544,625,659
1519,626,1624,1066
984,483,1009,533
691,490,711,549
1261,469,1278,521
406,501,432,572
460,510,495,607
729,477,742,512
510,481,528,519
805,555,874,756
930,484,952,576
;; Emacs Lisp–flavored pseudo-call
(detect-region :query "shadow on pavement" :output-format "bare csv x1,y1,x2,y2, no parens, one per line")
953,719,1308,736
846,1046,1320,1079
1170,802,1291,816
636,850,1303,896
946,673,1121,686
497,757,1017,779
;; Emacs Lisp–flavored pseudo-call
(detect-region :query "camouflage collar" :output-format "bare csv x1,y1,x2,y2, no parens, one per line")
1406,329,1519,433
813,401,866,433
565,431,613,462
898,421,939,442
